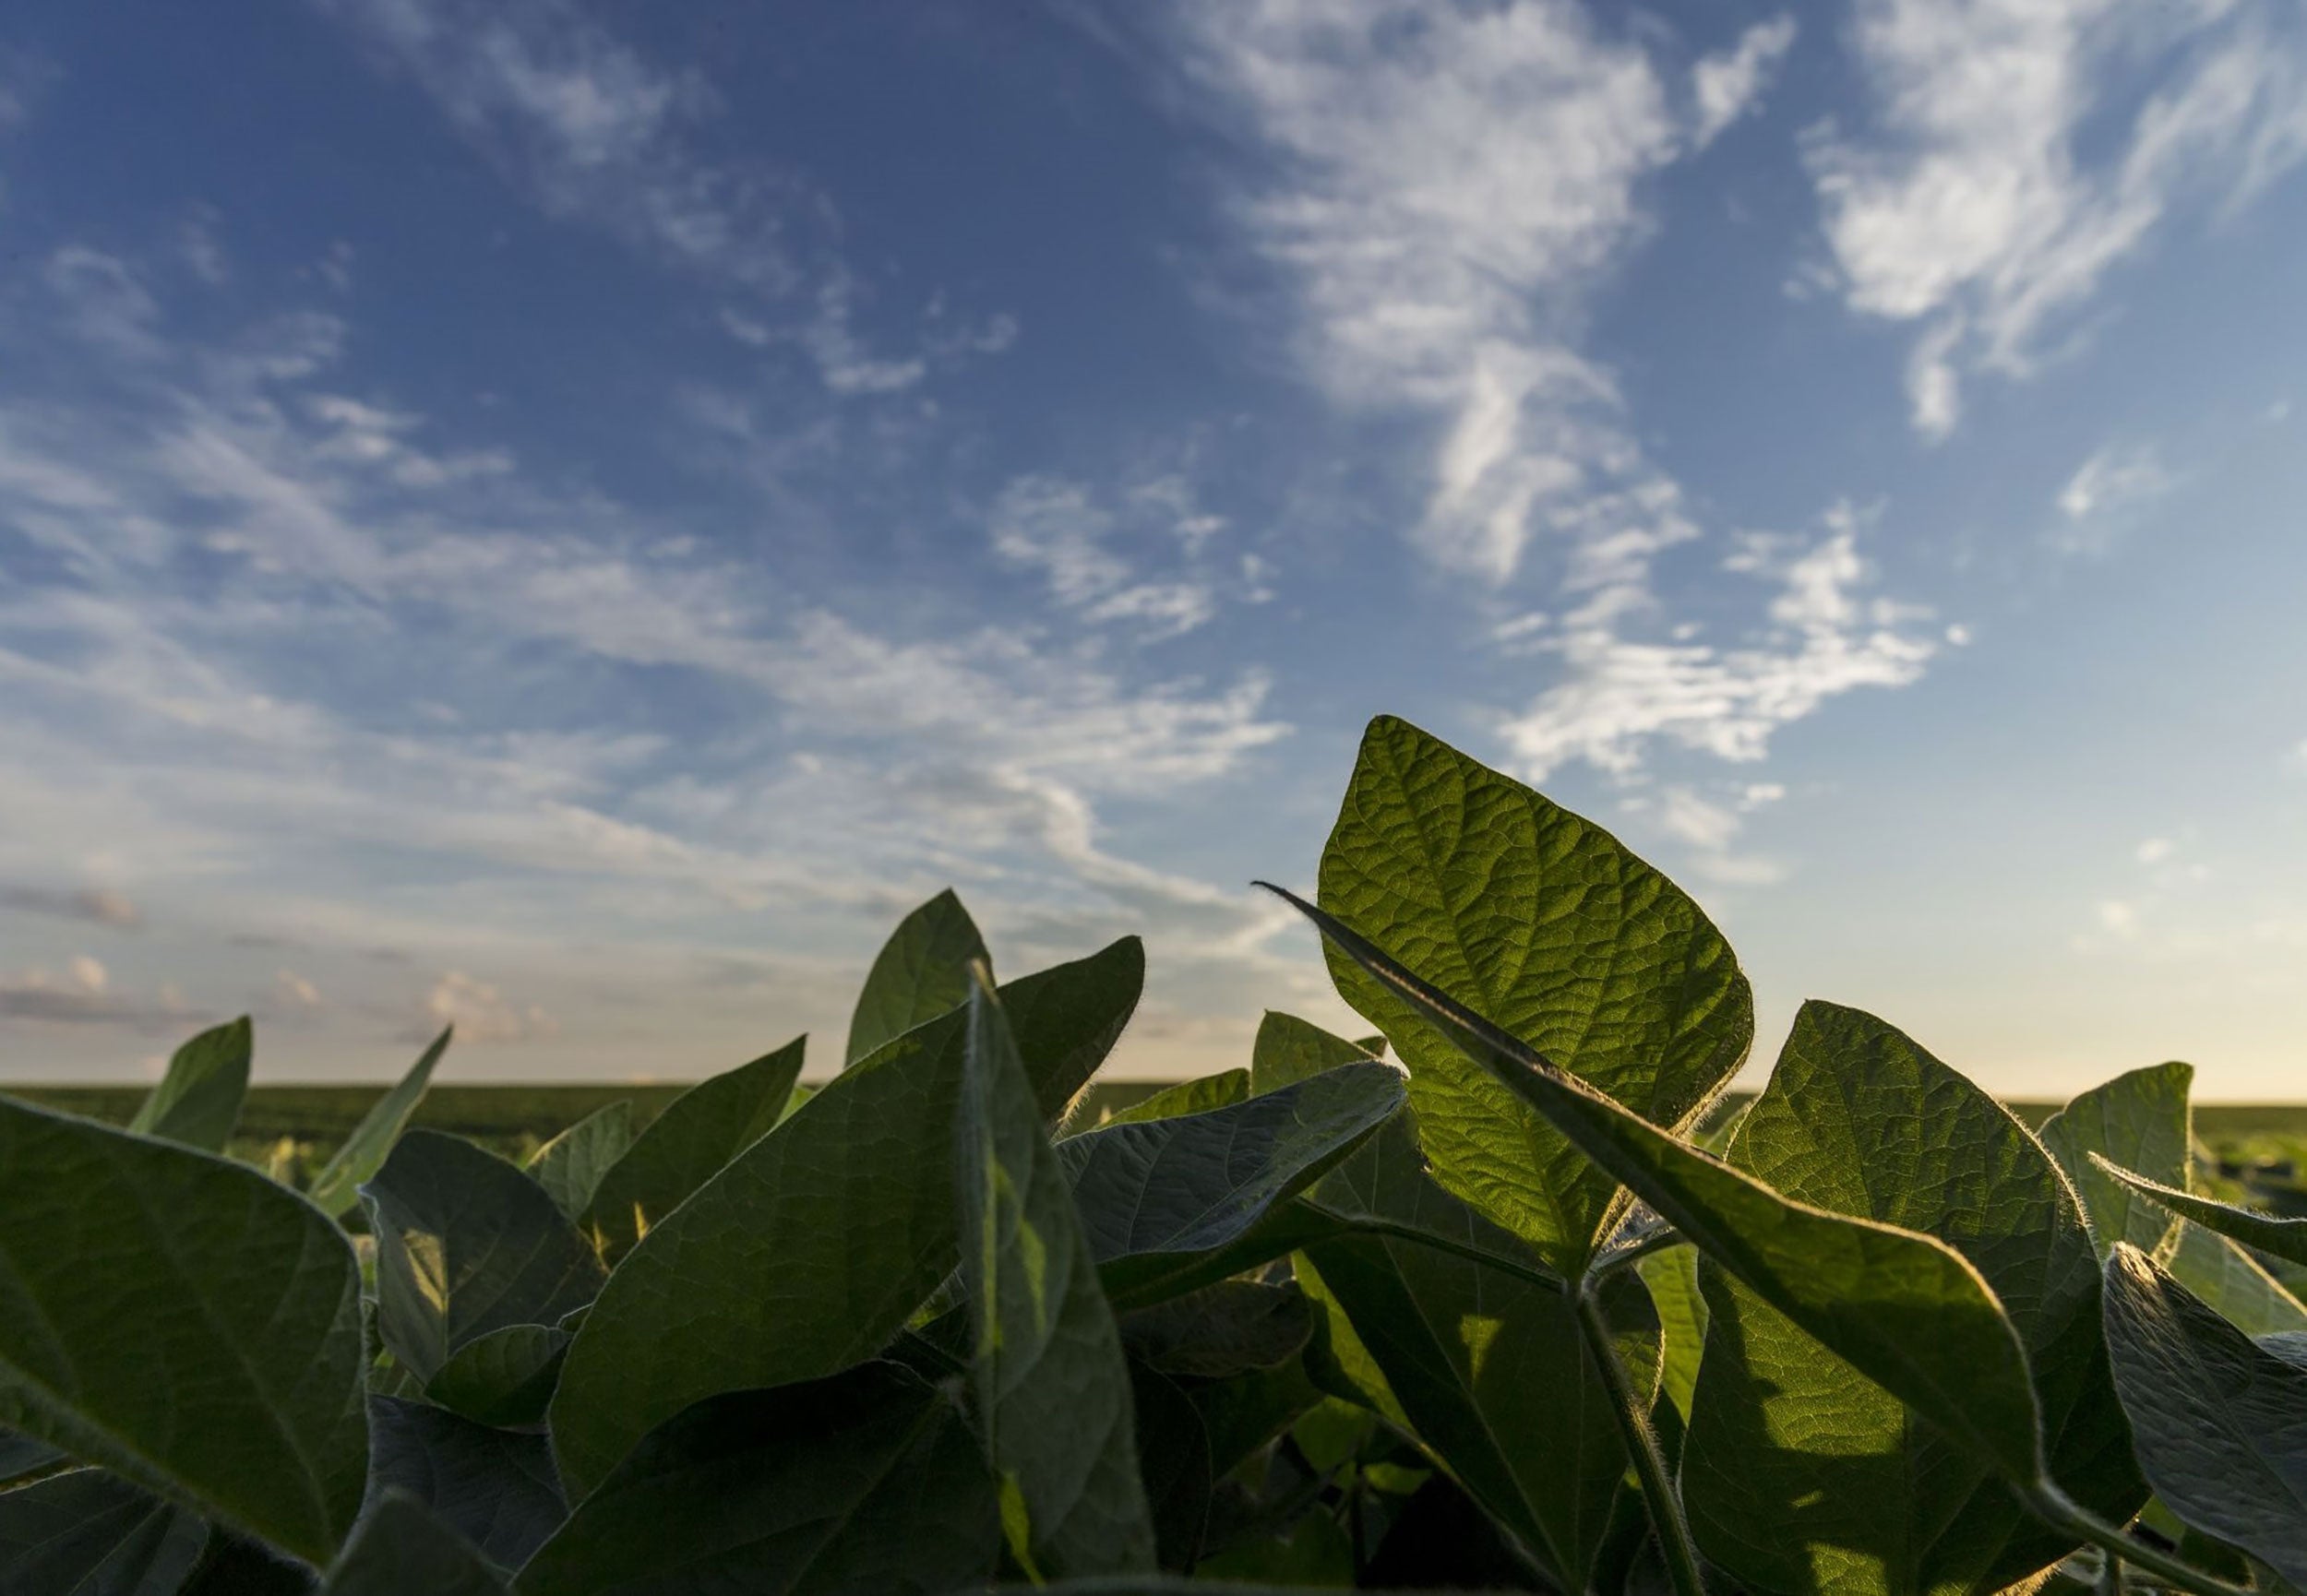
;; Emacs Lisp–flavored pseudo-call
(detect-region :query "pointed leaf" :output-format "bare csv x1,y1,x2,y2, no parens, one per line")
1249,1011,1374,1096
2102,1244,2307,1588
847,887,989,1066
322,1492,506,1596
580,1038,805,1266
1059,1063,1407,1310
524,1102,632,1224
2038,1062,2193,1257
365,1396,564,1571
959,967,1155,1579
520,1361,998,1596
1261,883,2048,1486
1638,1245,1708,1423
2165,1221,2307,1336
126,1019,251,1152
1683,1000,2141,1595
2095,1155,2307,1270
305,1028,450,1218
552,939,1142,1497
424,1326,570,1429
362,1132,603,1386
1317,716,1752,1275
1099,1070,1249,1127
0,1099,367,1566
0,1470,209,1596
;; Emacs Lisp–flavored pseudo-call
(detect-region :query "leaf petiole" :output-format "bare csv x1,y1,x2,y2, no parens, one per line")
1575,1274,1706,1596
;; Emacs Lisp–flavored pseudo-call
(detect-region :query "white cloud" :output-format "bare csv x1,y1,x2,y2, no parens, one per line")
1810,0,2307,435
1658,787,1740,851
988,475,1221,640
423,970,552,1043
2136,836,2174,864
2099,899,2141,936
0,884,142,929
1693,16,1799,148
275,969,323,1008
2057,441,2172,520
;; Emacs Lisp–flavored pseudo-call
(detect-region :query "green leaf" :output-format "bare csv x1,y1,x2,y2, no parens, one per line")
1261,883,2047,1486
305,1027,449,1218
847,887,989,1066
1682,1000,2141,1595
362,1131,603,1387
579,1039,805,1267
1129,1364,1213,1571
423,1325,571,1429
1059,1063,1407,1311
1098,1070,1249,1127
2102,1244,2307,1590
2038,1061,2193,1256
321,1492,506,1596
126,1018,251,1152
524,1102,632,1224
958,967,1156,1579
551,939,1142,1498
0,1429,65,1486
2164,1221,2307,1337
1637,1244,1708,1423
0,1469,209,1596
1120,1281,1313,1380
1249,1011,1374,1096
2095,1154,2307,1270
1317,716,1752,1276
1293,1112,1647,1591
365,1396,563,1570
520,1361,996,1596
0,1099,367,1566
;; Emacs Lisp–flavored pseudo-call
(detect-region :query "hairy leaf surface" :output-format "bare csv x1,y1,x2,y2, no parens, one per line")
126,1018,250,1152
525,1102,632,1224
551,940,1141,1497
362,1131,603,1386
0,1469,209,1595
2096,1156,2307,1269
1098,1070,1249,1127
0,1099,367,1566
2102,1245,2307,1589
305,1027,450,1217
579,1038,805,1266
846,887,989,1066
2037,1061,2192,1256
1317,717,1752,1276
1249,1011,1374,1095
2164,1221,2307,1337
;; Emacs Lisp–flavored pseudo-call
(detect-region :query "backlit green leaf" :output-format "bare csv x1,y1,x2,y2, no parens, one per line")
321,1492,506,1596
551,939,1141,1498
126,1018,251,1153
2163,1221,2307,1337
519,1362,997,1596
305,1027,450,1218
2101,1244,2307,1590
2096,1155,2307,1270
1317,716,1751,1275
424,1325,571,1429
847,887,989,1066
1099,1070,1249,1127
362,1131,603,1386
2038,1061,2193,1256
1683,1000,2141,1595
958,968,1156,1579
0,1099,367,1566
0,1469,209,1596
579,1039,804,1266
1249,1011,1374,1096
1262,883,2047,1487
365,1396,564,1571
1637,1244,1708,1423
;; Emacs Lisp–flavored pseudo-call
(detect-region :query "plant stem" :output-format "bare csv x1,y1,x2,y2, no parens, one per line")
2026,1483,2250,1596
1333,1213,1570,1294
2095,1546,2123,1596
1576,1277,1706,1596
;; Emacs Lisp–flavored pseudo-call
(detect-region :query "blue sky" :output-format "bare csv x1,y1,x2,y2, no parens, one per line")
1,0,2302,1095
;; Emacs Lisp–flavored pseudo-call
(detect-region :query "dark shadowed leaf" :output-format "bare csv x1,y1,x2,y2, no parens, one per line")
424,1325,571,1429
0,1469,209,1596
362,1131,603,1386
1099,1070,1250,1126
1317,716,1752,1276
1121,1281,1313,1380
1249,1012,1374,1096
847,887,990,1066
1130,1364,1213,1572
519,1362,997,1596
126,1018,251,1152
579,1038,805,1266
1061,1062,1405,1310
551,939,1142,1497
179,1531,317,1595
2096,1155,2307,1270
0,1429,64,1485
2038,1061,2193,1256
305,1027,450,1217
0,1099,367,1566
959,969,1155,1579
366,1396,564,1570
1294,1112,1648,1591
2101,1245,2307,1589
1262,883,2048,1488
322,1492,506,1596
1684,1000,2141,1595
524,1102,631,1223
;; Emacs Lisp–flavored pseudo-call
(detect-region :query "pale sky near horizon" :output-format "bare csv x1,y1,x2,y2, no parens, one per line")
0,2,2301,1098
